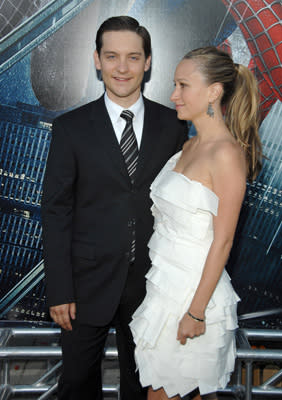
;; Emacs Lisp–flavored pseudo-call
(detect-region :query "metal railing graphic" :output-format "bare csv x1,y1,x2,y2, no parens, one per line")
0,0,94,75
0,326,119,399
0,326,282,399
219,328,282,399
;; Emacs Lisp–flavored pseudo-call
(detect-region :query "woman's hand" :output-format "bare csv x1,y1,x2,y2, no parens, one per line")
177,312,206,345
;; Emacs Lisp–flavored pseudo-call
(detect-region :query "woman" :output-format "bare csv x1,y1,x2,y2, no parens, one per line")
130,47,262,400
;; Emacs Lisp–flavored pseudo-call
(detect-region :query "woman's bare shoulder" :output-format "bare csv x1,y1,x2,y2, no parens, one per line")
209,139,247,184
212,138,245,163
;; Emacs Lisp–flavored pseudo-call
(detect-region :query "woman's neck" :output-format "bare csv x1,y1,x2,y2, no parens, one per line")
192,112,229,143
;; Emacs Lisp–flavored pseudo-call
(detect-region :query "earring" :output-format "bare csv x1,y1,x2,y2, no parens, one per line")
207,102,214,118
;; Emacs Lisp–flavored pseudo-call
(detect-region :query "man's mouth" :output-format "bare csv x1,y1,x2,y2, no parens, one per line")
114,77,131,82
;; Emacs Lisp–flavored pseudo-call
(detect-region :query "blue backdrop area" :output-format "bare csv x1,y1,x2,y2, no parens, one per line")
0,0,281,327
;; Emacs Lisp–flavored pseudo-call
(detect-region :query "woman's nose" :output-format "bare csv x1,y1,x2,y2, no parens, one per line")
170,87,178,102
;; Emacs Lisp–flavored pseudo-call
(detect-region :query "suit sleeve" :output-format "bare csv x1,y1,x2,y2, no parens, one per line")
41,118,76,307
175,118,188,151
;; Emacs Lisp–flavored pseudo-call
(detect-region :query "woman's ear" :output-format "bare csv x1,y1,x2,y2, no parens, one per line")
209,82,223,103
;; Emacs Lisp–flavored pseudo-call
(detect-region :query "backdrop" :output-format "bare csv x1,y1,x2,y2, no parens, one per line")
0,0,281,328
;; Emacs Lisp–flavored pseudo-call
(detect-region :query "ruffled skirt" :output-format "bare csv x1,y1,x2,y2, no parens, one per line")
130,236,240,398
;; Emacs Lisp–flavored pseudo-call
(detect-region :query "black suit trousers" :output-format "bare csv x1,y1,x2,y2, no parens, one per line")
58,262,147,400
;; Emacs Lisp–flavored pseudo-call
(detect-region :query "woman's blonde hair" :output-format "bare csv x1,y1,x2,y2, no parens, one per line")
184,46,262,182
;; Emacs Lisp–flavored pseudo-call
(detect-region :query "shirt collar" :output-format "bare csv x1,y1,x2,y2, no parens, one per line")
104,92,144,123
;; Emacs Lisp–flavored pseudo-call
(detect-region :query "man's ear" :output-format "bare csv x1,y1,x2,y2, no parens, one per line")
144,55,151,72
94,50,101,70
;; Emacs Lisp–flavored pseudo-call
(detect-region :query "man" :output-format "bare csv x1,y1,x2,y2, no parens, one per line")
42,16,187,400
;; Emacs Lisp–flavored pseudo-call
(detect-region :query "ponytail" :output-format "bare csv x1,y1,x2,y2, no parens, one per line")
183,47,263,182
225,64,262,182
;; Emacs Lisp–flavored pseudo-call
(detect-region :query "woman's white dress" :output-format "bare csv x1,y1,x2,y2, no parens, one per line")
130,151,240,397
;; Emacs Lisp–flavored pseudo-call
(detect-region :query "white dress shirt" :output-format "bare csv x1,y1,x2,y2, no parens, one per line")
104,92,144,149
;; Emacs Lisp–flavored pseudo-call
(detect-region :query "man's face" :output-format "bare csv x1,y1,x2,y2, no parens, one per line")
94,30,151,108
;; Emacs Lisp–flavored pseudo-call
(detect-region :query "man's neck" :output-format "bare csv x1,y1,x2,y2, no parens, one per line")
106,90,142,109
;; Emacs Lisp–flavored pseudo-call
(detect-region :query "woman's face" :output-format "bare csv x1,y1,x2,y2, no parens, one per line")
170,59,210,122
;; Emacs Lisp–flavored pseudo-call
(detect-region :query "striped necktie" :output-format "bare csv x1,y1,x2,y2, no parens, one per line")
120,110,138,184
120,110,138,263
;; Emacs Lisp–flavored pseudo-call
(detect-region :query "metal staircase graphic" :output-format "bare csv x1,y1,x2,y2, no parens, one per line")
0,261,45,319
0,0,95,75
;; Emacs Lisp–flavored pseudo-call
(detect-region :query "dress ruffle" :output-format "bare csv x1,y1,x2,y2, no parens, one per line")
151,170,218,217
130,151,239,397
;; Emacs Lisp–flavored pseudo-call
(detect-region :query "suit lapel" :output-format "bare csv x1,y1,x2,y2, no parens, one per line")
135,97,161,183
88,96,161,185
89,96,130,182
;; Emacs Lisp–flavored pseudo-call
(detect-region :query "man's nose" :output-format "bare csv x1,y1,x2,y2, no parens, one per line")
117,58,129,72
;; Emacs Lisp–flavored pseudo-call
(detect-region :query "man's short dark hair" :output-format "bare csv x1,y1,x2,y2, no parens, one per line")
96,16,151,59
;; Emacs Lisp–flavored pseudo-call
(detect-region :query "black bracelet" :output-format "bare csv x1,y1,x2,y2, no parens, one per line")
187,310,205,322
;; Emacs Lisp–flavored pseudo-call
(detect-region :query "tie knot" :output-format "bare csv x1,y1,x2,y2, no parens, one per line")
121,110,134,122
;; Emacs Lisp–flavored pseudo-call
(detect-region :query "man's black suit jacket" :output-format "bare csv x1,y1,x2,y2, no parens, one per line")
41,95,187,326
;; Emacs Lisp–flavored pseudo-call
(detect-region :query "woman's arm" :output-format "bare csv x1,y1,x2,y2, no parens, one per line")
177,141,246,344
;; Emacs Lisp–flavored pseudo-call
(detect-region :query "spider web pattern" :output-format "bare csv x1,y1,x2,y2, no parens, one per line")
218,38,233,54
221,0,282,119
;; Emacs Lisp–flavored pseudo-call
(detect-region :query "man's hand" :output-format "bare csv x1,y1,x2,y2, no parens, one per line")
49,303,76,331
